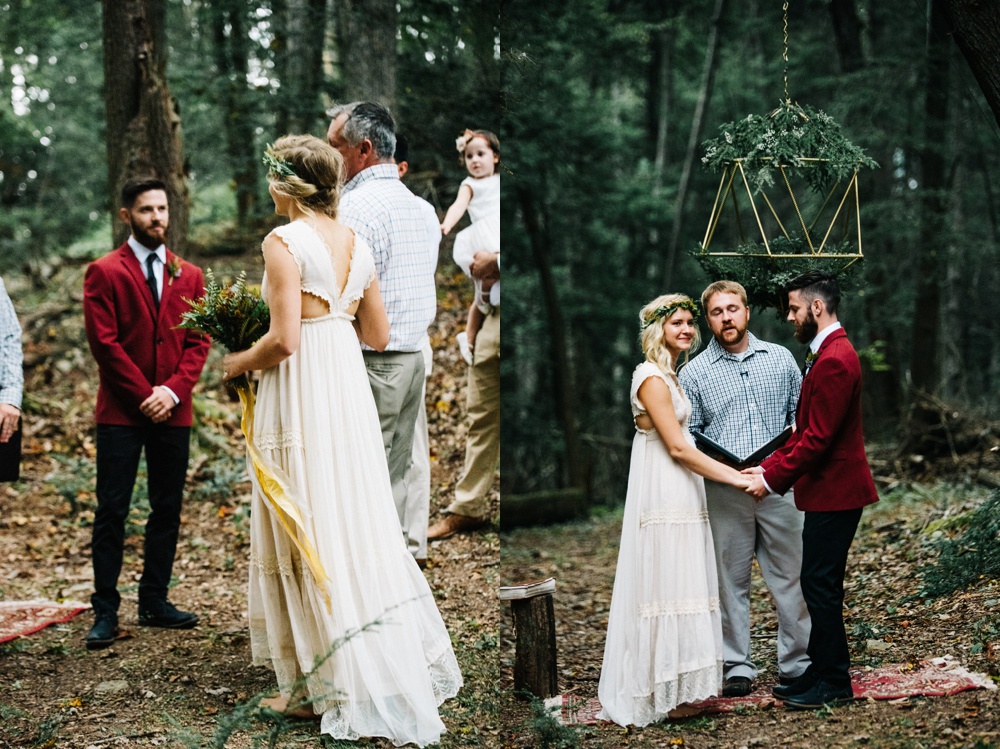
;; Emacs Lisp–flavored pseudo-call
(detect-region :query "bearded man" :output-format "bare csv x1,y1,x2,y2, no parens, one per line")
745,270,878,709
82,176,210,649
679,280,810,697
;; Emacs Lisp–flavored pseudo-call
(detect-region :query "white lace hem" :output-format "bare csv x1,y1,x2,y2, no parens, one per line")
599,661,722,727
254,430,304,451
638,597,720,618
639,509,710,526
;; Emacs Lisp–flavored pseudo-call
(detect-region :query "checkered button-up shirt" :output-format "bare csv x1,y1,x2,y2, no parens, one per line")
339,164,438,352
0,277,23,409
679,332,801,461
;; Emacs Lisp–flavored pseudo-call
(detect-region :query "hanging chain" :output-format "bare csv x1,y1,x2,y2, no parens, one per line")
783,1,790,103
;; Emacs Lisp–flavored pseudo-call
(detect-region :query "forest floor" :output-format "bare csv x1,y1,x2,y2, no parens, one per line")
0,251,500,748
500,459,1000,748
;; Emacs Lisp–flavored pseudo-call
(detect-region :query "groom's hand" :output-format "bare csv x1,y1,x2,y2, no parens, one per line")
140,387,176,423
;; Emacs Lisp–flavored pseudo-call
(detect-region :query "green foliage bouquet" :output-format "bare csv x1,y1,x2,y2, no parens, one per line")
701,101,878,193
177,270,270,390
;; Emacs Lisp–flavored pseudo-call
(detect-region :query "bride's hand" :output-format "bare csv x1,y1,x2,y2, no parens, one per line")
222,352,241,382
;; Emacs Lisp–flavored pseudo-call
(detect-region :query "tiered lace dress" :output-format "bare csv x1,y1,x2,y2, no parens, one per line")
597,361,722,726
247,219,462,747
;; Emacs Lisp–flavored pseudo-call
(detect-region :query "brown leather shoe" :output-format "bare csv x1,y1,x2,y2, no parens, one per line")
427,513,488,540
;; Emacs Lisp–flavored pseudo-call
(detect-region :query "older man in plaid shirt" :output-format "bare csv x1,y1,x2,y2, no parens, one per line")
679,280,810,697
328,102,440,563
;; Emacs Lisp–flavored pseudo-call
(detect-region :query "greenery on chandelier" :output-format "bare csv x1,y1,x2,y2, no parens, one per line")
695,237,861,312
701,101,878,193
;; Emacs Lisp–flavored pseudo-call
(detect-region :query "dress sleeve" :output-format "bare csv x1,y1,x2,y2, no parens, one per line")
629,362,669,415
270,224,306,277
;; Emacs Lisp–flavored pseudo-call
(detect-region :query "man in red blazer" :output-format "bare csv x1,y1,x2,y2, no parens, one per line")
745,270,878,709
82,176,210,650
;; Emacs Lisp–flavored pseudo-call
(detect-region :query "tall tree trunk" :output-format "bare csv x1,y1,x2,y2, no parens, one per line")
210,1,257,223
828,0,865,73
910,0,950,394
336,0,397,111
272,0,328,134
103,0,189,251
943,0,1000,129
517,184,586,495
662,0,728,288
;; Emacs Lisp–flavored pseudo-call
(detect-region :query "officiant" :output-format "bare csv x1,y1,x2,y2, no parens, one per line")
0,275,23,480
678,280,810,697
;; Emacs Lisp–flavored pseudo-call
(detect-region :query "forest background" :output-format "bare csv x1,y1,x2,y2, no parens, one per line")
500,0,1000,513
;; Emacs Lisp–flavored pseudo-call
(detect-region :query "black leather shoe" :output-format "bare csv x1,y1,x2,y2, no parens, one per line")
783,679,853,710
138,600,199,629
85,613,119,650
721,675,753,697
773,671,817,699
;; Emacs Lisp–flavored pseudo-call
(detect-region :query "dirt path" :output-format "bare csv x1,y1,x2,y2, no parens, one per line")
0,259,499,748
500,483,1000,748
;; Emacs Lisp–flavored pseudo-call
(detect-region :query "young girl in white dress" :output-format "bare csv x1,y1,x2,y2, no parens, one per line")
222,135,462,747
440,129,500,364
597,294,751,727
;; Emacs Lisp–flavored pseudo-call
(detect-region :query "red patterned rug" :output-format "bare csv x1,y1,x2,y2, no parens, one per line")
0,599,89,644
556,657,998,725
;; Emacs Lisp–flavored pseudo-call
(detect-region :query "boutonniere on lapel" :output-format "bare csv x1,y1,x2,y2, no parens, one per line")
805,350,819,369
166,258,182,286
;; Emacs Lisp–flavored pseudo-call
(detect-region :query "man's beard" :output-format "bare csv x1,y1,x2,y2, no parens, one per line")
132,223,166,249
717,324,747,347
794,311,818,343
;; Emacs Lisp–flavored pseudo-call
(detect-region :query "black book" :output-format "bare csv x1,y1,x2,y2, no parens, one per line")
692,425,792,469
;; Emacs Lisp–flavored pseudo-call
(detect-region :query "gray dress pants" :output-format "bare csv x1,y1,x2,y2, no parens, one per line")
704,480,811,681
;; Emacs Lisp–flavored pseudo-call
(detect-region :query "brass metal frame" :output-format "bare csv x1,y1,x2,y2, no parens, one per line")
700,158,864,261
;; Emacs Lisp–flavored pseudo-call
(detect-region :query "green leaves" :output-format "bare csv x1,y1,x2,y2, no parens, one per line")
702,102,878,193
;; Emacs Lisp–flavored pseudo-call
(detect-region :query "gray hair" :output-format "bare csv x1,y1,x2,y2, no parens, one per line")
327,101,396,160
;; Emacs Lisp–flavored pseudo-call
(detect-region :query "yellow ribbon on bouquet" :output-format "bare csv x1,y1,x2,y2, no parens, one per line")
236,384,332,613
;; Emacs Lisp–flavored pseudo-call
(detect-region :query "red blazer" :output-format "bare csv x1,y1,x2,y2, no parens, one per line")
761,327,878,512
83,244,210,427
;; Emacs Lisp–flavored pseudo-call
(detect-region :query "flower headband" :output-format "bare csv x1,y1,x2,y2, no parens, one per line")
641,299,700,331
455,128,480,153
262,145,297,179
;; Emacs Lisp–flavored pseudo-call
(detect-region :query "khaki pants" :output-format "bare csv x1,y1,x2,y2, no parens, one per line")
364,349,425,555
446,309,500,519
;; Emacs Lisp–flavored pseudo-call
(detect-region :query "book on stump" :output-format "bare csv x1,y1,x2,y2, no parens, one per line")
692,425,792,469
499,578,556,601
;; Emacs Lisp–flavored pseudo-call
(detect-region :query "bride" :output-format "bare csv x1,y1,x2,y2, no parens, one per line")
222,135,461,746
597,293,750,726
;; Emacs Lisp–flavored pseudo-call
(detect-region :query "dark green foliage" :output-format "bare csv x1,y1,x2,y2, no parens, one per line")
702,102,878,193
921,491,1000,598
694,237,861,312
525,693,581,749
176,270,270,390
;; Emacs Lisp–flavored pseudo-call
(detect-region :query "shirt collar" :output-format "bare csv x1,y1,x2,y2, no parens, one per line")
128,235,166,264
809,321,842,353
707,331,764,362
343,163,399,193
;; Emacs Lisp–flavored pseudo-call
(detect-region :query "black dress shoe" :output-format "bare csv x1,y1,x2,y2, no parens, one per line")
721,675,753,697
85,613,119,650
772,671,817,699
138,600,199,629
783,679,853,710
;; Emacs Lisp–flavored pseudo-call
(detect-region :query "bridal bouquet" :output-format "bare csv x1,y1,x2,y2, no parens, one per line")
177,269,270,391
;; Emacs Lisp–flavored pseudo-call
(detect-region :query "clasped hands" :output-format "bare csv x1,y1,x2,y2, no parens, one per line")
741,465,769,500
140,386,175,424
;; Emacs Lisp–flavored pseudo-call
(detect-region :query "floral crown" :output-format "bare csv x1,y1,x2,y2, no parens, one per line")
641,299,700,331
455,128,481,154
262,145,297,179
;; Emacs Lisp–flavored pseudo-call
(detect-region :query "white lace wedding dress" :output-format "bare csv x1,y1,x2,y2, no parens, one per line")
597,361,722,726
247,219,462,746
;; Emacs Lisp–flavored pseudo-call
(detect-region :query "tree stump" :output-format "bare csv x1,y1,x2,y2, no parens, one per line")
500,578,558,699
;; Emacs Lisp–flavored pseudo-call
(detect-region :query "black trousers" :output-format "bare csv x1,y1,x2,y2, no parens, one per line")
800,507,864,689
91,423,190,615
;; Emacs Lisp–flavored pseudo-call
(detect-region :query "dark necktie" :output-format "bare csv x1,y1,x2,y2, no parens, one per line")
146,254,159,310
